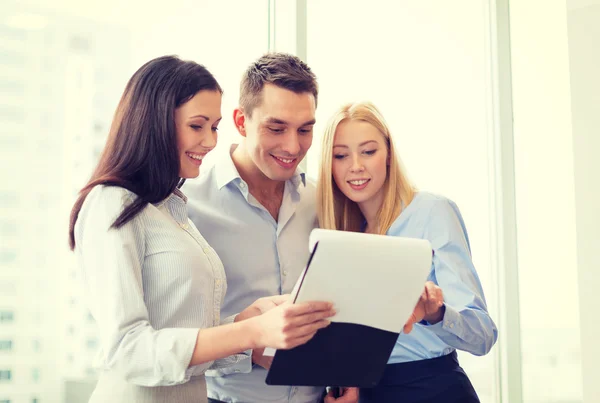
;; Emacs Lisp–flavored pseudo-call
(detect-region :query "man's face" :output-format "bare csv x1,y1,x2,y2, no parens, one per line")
240,84,316,182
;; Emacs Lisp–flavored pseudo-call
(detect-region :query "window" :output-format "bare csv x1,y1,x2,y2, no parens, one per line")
32,339,41,352
0,370,12,382
31,369,40,383
0,311,14,323
0,340,13,351
307,2,499,400
0,250,17,264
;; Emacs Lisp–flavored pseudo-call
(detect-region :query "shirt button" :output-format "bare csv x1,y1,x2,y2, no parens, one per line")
234,369,241,373
449,323,455,329
240,182,246,188
282,270,288,276
179,222,189,229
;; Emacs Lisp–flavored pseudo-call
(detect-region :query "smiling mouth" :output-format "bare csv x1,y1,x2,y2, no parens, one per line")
348,179,369,186
271,155,298,168
186,152,205,165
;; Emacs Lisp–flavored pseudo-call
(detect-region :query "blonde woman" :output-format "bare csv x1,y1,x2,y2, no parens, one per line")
317,102,498,403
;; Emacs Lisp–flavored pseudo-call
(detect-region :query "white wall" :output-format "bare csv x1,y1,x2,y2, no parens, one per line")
567,3,600,402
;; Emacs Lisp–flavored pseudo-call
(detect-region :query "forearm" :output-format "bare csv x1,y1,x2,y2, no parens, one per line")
189,318,259,367
427,304,498,356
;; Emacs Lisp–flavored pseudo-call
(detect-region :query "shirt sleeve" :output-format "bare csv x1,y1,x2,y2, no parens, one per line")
421,198,498,356
76,186,202,386
205,314,253,376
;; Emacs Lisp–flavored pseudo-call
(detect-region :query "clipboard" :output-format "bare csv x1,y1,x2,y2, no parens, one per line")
265,229,432,387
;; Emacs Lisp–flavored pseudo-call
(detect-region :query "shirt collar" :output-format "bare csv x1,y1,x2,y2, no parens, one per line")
216,144,306,190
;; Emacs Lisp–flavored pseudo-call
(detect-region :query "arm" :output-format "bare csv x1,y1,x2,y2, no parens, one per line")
77,187,199,386
419,199,498,356
205,295,290,374
189,300,335,365
80,187,334,385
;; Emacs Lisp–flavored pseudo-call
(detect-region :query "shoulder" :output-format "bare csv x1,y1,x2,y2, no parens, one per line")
390,191,464,230
78,185,141,231
84,185,135,213
411,192,468,241
409,191,460,215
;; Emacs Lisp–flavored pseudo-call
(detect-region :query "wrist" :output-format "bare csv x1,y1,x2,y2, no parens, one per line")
425,304,446,325
241,316,262,350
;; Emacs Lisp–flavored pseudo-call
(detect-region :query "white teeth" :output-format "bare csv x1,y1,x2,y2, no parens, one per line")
187,153,204,161
276,157,294,164
349,179,368,186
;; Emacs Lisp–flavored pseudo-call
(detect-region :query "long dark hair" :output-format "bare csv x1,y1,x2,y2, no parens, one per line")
68,55,222,250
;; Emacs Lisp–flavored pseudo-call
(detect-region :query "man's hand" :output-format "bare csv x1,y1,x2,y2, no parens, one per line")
251,347,273,370
236,294,291,322
324,387,359,403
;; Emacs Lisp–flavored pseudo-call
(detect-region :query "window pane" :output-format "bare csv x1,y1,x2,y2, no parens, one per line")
3,1,268,402
307,1,499,402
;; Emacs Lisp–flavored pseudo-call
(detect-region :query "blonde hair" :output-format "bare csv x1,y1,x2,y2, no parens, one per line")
317,101,415,234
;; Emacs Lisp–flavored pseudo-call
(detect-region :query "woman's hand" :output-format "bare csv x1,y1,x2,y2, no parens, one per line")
249,300,335,350
403,281,445,333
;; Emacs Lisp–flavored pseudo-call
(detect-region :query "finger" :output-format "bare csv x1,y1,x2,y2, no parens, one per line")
324,394,335,403
403,321,414,334
284,331,316,350
287,308,336,328
338,390,358,403
285,301,334,316
286,318,331,341
287,317,333,343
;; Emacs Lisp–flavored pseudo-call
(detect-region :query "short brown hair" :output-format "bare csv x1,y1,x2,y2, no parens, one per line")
239,53,318,117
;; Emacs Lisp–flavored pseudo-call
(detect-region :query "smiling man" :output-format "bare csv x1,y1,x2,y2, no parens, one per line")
185,53,353,403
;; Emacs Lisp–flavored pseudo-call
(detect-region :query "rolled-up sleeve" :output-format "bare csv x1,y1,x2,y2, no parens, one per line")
422,199,498,356
76,186,202,386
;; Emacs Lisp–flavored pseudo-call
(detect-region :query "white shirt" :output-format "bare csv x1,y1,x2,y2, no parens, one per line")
75,185,241,388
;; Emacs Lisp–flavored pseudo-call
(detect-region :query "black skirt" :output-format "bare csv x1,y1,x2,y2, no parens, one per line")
359,351,480,403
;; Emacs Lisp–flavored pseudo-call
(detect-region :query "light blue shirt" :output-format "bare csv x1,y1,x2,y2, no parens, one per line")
185,147,323,403
386,191,498,363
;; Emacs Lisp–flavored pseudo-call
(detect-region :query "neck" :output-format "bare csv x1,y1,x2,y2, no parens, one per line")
231,142,284,195
358,193,384,234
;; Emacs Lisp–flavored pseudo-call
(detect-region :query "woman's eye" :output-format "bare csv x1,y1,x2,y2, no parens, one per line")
333,154,347,160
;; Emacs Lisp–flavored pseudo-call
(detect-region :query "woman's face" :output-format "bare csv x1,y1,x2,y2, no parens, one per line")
331,119,389,209
175,90,222,178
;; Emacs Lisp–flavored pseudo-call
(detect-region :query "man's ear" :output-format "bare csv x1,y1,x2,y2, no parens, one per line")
233,108,247,137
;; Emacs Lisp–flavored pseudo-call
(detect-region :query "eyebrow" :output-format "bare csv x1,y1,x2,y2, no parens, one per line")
189,115,209,121
264,117,316,126
189,115,222,122
333,140,378,148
